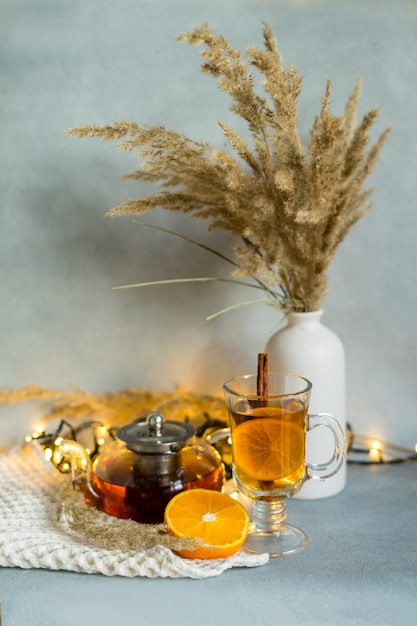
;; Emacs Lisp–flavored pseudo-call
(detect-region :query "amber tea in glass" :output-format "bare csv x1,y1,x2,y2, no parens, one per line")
224,372,346,556
229,402,307,498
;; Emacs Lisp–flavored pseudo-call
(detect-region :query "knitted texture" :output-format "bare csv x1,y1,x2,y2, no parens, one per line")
0,442,268,578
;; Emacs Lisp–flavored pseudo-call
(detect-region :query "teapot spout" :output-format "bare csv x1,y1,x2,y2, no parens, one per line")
59,439,101,508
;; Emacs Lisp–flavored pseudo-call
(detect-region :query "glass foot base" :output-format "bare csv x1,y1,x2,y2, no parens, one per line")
243,522,309,557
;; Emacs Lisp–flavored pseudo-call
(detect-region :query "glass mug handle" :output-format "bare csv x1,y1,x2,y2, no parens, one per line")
306,413,346,481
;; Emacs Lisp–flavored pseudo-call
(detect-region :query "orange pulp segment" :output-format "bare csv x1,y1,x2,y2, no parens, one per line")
164,488,250,560
233,418,304,481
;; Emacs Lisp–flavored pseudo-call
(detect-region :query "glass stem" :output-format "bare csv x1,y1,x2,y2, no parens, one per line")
252,499,288,533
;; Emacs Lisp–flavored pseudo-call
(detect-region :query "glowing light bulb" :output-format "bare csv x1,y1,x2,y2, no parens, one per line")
53,450,63,465
369,440,382,462
96,425,109,447
44,448,53,461
54,437,63,446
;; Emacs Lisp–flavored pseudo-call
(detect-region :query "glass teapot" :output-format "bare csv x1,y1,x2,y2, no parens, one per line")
59,412,225,524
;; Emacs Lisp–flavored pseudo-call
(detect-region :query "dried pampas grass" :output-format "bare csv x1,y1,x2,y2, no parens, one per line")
66,23,391,313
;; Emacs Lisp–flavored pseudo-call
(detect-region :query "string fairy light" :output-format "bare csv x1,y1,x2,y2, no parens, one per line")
346,424,417,466
26,419,115,472
24,418,417,473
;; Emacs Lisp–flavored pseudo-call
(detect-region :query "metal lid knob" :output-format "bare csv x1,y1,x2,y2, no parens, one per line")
146,412,164,437
116,411,196,454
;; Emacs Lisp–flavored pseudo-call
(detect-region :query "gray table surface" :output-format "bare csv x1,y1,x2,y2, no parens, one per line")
0,462,416,626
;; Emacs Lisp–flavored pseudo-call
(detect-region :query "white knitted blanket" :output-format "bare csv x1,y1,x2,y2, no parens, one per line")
0,442,268,578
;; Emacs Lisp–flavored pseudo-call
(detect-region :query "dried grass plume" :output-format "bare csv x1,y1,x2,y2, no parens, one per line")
66,23,391,313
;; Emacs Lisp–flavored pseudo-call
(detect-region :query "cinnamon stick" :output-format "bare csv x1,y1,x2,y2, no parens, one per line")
256,353,274,493
257,352,268,398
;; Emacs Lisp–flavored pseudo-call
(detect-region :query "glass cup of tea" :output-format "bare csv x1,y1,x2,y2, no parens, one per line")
223,372,346,557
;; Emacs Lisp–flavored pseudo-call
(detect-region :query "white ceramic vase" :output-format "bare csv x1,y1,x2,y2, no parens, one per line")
265,310,346,499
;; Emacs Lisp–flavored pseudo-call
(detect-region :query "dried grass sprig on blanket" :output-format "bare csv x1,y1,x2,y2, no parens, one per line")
57,479,203,553
65,23,391,313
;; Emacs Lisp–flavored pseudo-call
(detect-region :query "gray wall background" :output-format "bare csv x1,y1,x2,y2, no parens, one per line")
1,0,416,450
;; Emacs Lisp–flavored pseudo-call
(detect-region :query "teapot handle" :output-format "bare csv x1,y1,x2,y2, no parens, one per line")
58,440,101,506
205,427,231,445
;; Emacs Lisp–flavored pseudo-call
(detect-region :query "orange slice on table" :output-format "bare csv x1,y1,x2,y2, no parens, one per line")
164,489,250,560
233,418,304,481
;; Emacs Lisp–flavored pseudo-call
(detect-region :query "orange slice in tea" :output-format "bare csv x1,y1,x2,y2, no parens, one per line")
233,418,304,481
164,489,250,560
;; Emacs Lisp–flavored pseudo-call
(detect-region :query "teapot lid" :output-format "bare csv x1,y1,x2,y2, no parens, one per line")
116,411,196,454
